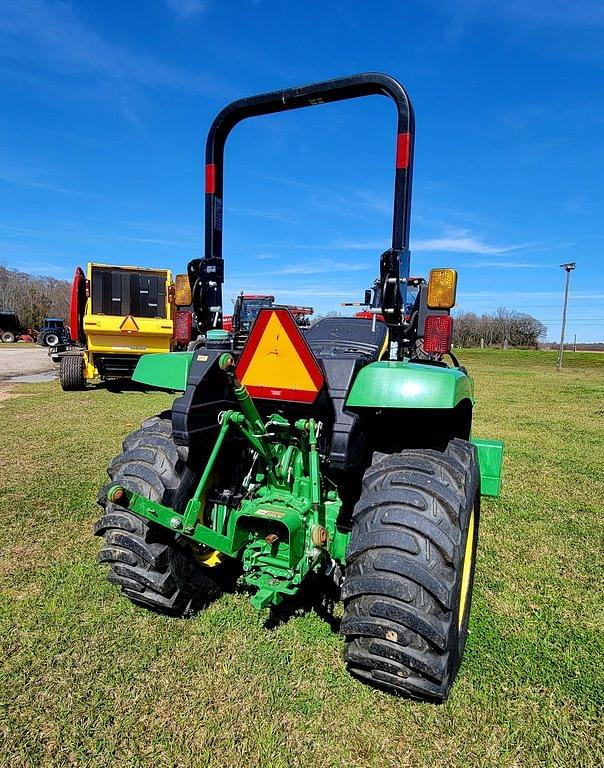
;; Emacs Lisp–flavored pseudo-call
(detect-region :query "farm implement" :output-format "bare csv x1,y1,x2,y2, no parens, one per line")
55,262,193,389
95,72,503,701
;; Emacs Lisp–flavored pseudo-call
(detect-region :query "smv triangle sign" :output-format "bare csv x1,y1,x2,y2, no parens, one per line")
119,315,139,333
236,308,324,403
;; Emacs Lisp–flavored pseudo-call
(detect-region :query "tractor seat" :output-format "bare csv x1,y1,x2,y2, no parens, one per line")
305,317,388,365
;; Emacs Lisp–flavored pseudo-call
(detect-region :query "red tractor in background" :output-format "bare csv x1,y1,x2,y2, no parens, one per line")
0,311,38,343
223,294,274,336
224,292,313,349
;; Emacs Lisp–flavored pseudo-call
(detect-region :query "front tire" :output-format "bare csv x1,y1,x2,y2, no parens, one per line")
341,439,480,702
44,333,60,347
1,331,15,343
95,417,224,616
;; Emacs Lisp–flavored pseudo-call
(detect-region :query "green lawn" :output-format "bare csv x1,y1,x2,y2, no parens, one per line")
1,350,602,767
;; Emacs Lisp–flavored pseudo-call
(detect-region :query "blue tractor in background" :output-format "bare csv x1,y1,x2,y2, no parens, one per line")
38,318,71,348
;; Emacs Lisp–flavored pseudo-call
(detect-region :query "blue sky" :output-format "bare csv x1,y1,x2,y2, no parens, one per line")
0,0,603,341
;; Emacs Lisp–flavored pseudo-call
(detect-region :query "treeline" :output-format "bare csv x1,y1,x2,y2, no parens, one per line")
0,265,71,328
453,308,546,348
315,307,547,349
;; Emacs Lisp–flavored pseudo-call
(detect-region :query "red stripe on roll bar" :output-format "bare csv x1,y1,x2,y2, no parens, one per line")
396,132,410,169
205,163,216,194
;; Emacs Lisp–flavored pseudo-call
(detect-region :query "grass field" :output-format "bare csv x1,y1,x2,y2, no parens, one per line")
1,349,603,767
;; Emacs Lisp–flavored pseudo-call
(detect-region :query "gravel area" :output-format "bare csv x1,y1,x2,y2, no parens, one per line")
0,346,57,380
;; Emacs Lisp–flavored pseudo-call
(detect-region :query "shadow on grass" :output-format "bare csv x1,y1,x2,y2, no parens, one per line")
262,573,342,633
103,379,165,394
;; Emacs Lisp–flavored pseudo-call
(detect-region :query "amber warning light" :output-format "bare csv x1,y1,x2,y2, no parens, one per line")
174,274,192,306
427,268,457,310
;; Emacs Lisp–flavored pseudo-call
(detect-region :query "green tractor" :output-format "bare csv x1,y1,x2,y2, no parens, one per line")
95,73,503,702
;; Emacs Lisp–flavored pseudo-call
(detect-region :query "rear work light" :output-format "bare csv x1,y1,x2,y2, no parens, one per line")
427,268,457,309
174,274,192,306
424,314,453,354
173,310,193,344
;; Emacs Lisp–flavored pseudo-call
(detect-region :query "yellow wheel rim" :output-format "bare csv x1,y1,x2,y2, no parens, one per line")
197,549,224,568
458,508,475,628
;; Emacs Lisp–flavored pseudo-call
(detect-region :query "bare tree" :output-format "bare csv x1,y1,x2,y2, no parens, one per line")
453,308,546,348
0,266,71,329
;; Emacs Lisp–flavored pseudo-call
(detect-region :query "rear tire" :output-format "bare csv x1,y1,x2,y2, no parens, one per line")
60,355,85,391
95,417,224,616
341,439,480,702
1,331,15,343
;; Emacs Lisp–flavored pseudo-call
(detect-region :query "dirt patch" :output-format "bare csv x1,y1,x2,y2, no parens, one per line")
0,386,20,403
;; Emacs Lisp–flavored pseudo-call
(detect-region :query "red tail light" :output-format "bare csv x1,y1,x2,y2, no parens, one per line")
173,310,192,344
423,314,453,354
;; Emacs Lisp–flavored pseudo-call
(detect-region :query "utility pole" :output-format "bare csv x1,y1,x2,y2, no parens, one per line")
557,262,576,371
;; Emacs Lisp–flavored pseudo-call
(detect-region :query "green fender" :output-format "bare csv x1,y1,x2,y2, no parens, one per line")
132,351,193,391
346,360,503,497
133,355,474,405
131,354,502,498
346,360,474,409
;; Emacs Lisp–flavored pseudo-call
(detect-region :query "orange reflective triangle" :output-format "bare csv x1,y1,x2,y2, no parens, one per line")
236,308,323,403
119,315,139,332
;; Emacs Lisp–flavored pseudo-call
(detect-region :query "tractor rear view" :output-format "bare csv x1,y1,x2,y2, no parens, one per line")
94,73,503,702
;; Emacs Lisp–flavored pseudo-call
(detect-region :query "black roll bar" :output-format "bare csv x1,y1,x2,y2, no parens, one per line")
191,72,415,330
